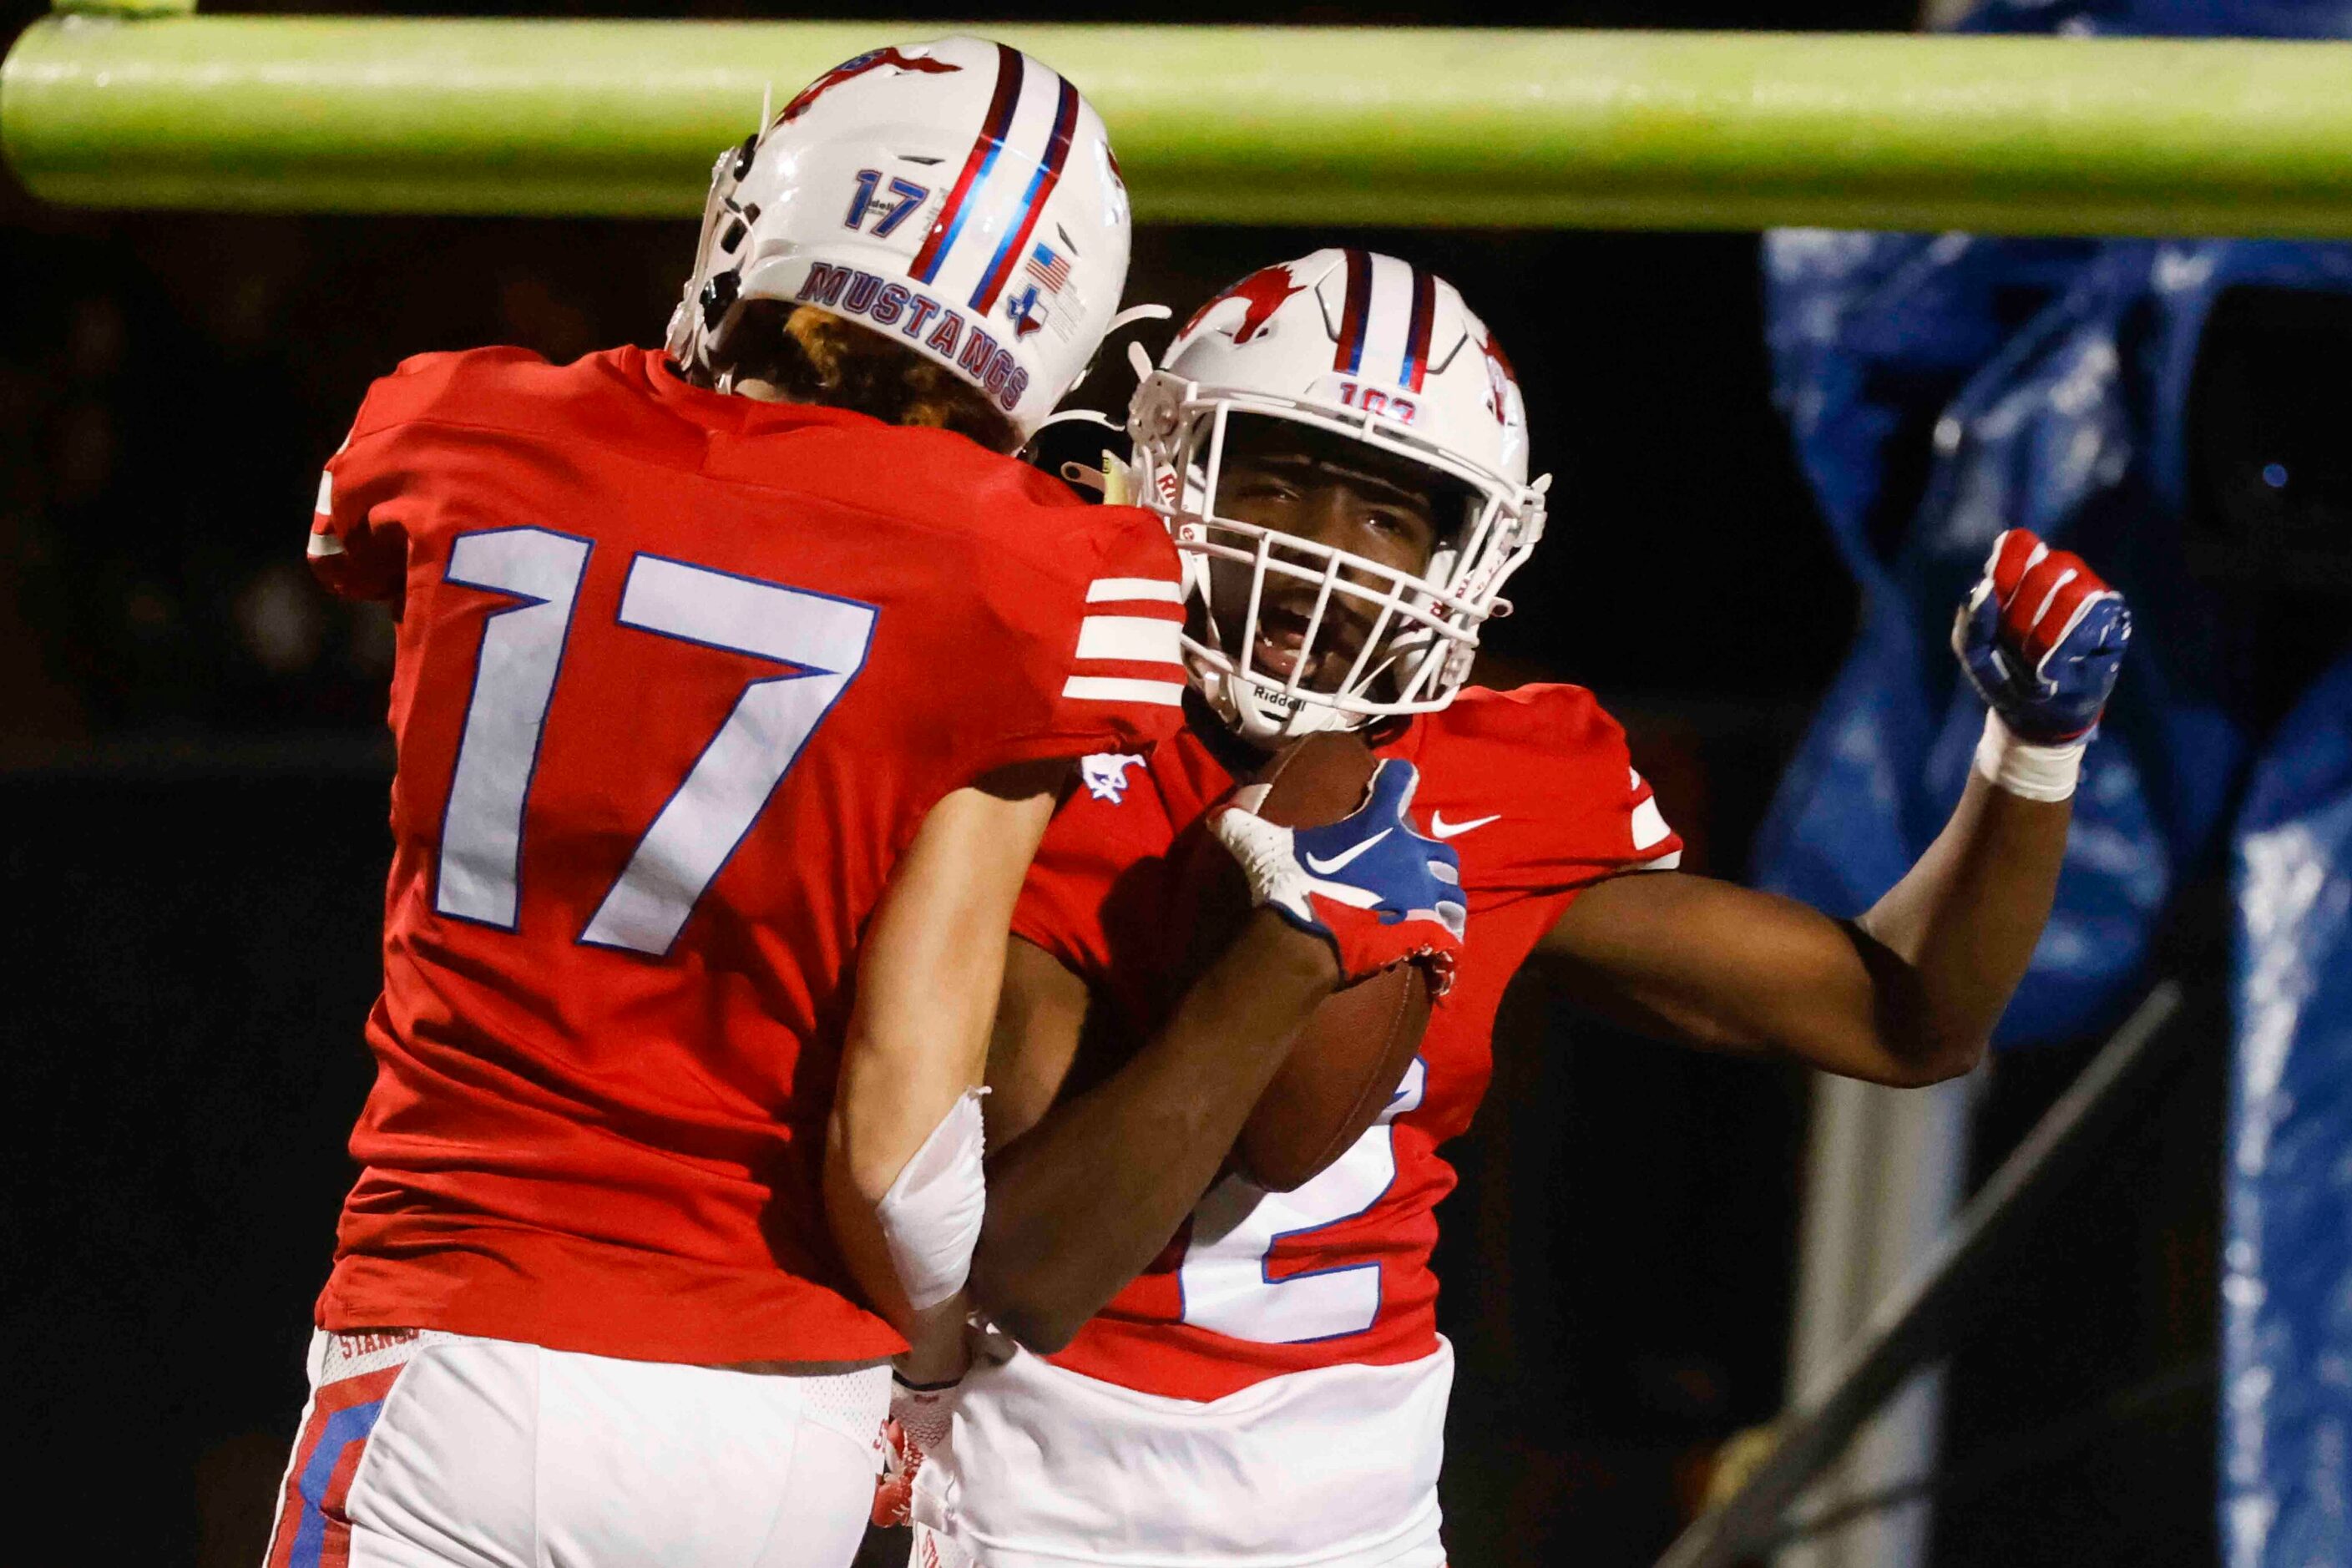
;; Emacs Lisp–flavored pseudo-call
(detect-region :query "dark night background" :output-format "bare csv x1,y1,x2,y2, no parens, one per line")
2,2,2224,1564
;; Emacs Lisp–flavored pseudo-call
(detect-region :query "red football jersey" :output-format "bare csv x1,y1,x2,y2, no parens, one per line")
1011,685,1682,1400
307,345,1186,1364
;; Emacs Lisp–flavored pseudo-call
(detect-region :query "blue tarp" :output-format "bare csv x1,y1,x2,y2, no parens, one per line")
1751,234,2352,1041
1754,4,2352,1548
2225,651,2352,1566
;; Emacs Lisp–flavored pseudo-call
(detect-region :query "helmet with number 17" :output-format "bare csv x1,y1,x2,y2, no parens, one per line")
1127,249,1549,745
667,36,1131,438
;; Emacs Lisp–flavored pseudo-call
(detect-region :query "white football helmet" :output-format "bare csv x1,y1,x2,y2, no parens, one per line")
667,37,1131,438
1127,249,1549,744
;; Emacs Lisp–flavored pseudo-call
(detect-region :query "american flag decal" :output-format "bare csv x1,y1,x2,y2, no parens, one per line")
1026,242,1073,294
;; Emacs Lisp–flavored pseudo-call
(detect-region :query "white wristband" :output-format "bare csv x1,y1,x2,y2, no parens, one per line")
1973,710,2088,802
877,1089,988,1312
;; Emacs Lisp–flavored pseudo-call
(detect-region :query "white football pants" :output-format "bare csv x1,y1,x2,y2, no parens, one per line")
262,1328,886,1568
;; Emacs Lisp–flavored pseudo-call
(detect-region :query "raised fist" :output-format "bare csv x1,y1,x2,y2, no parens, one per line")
1952,529,2131,744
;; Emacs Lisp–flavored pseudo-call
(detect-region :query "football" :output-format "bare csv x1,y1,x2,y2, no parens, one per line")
1186,731,1435,1193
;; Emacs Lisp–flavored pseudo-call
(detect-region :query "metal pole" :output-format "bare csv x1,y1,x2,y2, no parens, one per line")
1654,983,2193,1568
1778,1070,1975,1568
12,23,2352,230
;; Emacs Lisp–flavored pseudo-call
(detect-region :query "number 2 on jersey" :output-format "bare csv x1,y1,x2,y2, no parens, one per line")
434,527,876,954
1177,1058,1428,1344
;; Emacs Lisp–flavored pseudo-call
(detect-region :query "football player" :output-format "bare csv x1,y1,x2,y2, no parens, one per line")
260,43,1461,1568
902,250,2133,1567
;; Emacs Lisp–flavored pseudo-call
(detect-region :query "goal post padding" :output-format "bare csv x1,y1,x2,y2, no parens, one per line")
9,18,2352,231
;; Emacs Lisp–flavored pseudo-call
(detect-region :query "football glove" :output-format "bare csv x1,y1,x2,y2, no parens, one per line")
1953,529,2131,744
872,1371,956,1529
1210,757,1466,993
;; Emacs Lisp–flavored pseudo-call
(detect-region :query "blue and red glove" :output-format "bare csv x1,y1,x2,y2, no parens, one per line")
1952,529,2132,744
1209,757,1466,993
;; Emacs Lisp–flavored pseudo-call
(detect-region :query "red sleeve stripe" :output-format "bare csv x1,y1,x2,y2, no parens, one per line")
1062,675,1185,706
1086,575,1183,604
1629,768,1675,852
315,469,334,514
1076,615,1182,664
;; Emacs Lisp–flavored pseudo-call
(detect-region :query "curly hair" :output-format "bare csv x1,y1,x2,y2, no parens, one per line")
690,301,1019,454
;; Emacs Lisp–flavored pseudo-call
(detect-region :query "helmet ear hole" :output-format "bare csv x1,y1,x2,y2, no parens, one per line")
730,134,759,182
699,271,741,332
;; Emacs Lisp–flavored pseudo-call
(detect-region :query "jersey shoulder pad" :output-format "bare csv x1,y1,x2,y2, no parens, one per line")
1439,680,1614,748
963,499,1186,769
1000,501,1181,627
346,346,552,443
1433,682,1629,801
1432,684,1682,889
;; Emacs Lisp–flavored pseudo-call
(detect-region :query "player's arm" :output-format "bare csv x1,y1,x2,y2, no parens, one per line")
971,918,1331,1352
969,762,1464,1353
1538,530,2130,1085
1537,785,2061,1085
305,401,409,605
823,761,1065,1381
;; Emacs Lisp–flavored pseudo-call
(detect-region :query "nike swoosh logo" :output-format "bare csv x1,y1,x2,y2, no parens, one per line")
1303,829,1392,876
1429,812,1500,840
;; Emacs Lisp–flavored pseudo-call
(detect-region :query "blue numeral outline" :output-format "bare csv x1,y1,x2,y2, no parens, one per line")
845,168,931,237
431,533,878,953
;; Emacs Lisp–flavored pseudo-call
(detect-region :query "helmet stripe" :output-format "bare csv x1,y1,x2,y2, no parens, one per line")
910,43,1024,285
1333,247,1373,375
971,74,1080,315
1399,266,1437,392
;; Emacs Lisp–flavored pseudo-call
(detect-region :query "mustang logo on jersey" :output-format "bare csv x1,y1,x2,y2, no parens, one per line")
1080,752,1145,804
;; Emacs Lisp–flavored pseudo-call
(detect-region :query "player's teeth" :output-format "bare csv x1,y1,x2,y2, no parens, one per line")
1255,632,1305,678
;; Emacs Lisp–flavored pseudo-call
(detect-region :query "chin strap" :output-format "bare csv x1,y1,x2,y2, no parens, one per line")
1033,407,1122,438
1056,443,1146,504
1023,406,1122,492
1109,302,1173,336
